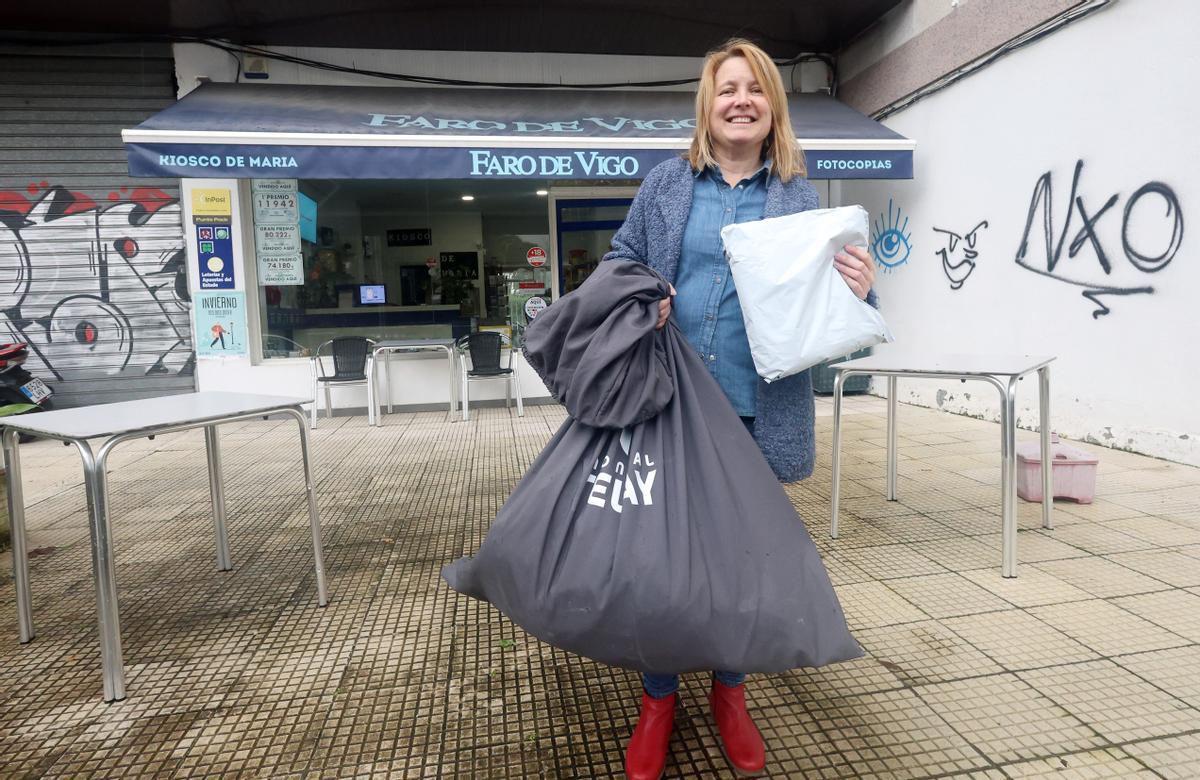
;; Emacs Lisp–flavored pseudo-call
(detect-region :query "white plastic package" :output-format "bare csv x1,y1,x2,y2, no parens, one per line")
721,205,894,383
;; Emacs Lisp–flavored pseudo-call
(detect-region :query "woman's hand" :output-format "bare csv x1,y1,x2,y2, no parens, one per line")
835,245,876,300
656,284,676,329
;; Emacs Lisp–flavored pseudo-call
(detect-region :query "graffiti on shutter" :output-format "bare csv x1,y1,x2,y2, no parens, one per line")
0,182,193,382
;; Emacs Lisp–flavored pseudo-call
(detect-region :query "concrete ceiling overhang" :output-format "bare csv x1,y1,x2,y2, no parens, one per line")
2,1,902,57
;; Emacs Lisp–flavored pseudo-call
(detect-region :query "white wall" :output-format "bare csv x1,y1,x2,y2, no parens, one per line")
841,0,1199,465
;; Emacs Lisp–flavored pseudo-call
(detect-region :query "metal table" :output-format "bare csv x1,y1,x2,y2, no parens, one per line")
1,392,328,701
829,350,1056,578
367,338,458,425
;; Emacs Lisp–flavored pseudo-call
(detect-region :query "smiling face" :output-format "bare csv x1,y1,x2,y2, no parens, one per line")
707,56,773,159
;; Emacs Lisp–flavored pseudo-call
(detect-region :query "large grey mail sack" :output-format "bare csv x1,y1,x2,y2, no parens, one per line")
443,260,861,675
721,205,894,382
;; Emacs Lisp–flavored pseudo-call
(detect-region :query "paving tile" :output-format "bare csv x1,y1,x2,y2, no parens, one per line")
975,529,1091,563
804,688,991,778
965,498,1053,526
838,542,948,581
1122,733,1200,780
1048,523,1160,555
906,536,1000,572
926,507,1018,537
1032,556,1173,599
41,710,202,778
785,654,907,704
170,694,330,777
1116,645,1200,709
824,514,899,548
959,567,1093,608
1107,549,1200,588
855,620,1004,685
1105,485,1200,518
840,493,930,522
817,550,876,587
953,465,1002,485
1050,498,1149,524
1102,515,1200,548
751,692,861,779
884,573,1011,619
1002,747,1159,778
1029,600,1191,657
832,581,929,630
863,513,965,543
943,610,1099,671
896,489,977,515
1019,660,1199,742
1114,590,1200,643
914,673,1104,763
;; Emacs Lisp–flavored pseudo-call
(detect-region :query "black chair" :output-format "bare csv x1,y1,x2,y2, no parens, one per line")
310,337,376,428
455,332,524,421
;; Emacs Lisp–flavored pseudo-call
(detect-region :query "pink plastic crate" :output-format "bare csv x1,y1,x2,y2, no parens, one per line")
1016,433,1098,504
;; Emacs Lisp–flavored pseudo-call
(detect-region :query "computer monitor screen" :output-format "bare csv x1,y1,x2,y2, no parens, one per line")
358,284,387,305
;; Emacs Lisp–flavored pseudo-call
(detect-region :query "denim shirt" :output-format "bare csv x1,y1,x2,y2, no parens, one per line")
673,162,769,417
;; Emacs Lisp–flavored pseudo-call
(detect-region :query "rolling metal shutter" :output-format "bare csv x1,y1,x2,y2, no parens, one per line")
0,42,194,407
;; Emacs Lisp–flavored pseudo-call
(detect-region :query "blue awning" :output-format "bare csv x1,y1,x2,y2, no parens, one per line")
123,83,914,181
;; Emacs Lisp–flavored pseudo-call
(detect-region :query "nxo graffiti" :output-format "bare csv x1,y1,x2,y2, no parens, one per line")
1015,159,1184,317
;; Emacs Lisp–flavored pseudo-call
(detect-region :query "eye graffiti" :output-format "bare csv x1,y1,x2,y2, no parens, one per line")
871,198,912,271
933,220,989,290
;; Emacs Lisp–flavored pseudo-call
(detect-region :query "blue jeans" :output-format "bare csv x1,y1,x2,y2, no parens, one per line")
642,416,754,699
644,670,746,698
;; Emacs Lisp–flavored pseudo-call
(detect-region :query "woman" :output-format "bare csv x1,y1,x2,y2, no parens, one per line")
602,39,876,778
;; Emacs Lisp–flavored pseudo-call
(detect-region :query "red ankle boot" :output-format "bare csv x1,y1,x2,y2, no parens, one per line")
710,680,766,776
625,691,676,780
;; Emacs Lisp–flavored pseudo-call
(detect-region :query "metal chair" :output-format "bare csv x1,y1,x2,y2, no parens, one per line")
310,337,376,428
455,332,523,421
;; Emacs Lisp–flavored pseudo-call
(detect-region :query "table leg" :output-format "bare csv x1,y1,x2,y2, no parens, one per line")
385,351,394,416
204,425,232,571
79,440,126,701
367,354,377,427
3,428,34,643
461,362,471,422
1000,376,1019,578
1039,365,1054,530
310,363,319,430
446,347,457,422
887,375,898,501
830,370,845,539
284,409,328,606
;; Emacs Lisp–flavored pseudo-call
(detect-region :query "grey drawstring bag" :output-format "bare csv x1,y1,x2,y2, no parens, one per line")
442,260,861,674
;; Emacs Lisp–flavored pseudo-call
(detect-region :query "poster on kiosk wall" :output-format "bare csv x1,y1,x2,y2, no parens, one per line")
194,291,248,358
192,187,236,289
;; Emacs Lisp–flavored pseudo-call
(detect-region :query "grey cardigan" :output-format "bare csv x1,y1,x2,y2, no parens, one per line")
603,156,830,482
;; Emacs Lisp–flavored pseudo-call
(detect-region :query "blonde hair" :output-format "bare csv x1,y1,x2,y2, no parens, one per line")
688,38,806,181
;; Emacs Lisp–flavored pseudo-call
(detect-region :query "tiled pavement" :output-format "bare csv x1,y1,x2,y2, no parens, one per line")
1,396,1198,778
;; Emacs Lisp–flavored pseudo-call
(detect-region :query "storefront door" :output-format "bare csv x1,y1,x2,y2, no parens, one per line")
548,190,636,299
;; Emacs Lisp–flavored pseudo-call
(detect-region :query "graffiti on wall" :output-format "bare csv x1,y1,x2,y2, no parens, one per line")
0,183,192,383
933,220,989,290
1014,159,1184,318
871,198,912,272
